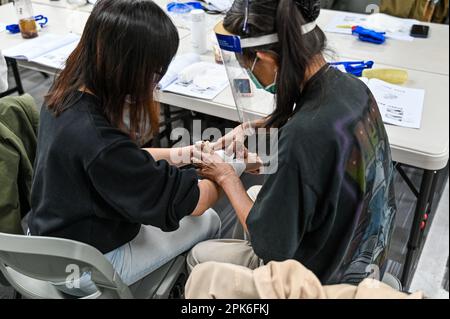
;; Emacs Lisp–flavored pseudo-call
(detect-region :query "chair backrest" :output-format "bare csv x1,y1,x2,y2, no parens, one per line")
0,232,133,299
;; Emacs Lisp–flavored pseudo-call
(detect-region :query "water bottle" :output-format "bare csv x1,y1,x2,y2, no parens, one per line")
191,9,207,54
14,0,38,39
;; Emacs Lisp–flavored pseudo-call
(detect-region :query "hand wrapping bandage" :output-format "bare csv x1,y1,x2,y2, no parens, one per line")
195,141,246,177
215,150,247,177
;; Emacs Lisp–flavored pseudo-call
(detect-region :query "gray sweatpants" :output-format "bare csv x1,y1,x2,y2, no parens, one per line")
187,186,264,273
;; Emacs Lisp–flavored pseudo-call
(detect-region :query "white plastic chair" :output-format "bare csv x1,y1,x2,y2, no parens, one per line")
0,232,187,299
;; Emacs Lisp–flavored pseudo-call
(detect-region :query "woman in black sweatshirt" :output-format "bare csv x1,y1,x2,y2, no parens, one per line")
28,0,226,293
188,0,397,285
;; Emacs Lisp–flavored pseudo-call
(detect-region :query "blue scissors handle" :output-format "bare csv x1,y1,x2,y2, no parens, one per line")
34,15,49,27
5,15,48,34
330,60,374,77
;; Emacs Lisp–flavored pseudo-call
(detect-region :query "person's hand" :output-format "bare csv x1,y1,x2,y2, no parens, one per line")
197,139,263,175
211,123,254,158
192,143,238,186
245,151,264,175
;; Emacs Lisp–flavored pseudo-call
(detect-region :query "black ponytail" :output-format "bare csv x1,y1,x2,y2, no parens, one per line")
223,0,327,129
268,0,326,128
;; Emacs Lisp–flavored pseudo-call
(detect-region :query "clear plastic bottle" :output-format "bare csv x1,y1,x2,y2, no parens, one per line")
14,0,38,39
191,9,207,54
362,69,409,85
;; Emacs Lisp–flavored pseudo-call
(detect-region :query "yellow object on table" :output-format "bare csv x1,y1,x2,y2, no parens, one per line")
362,68,409,84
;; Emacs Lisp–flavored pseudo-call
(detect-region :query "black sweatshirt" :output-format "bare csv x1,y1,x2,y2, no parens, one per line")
247,66,397,285
28,92,200,254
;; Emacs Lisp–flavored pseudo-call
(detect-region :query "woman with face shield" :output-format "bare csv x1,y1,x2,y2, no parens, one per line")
189,0,397,285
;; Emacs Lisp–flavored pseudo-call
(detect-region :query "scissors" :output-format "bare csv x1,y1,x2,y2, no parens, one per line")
329,60,375,77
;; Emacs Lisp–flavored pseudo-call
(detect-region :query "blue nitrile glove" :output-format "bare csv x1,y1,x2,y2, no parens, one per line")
352,26,386,45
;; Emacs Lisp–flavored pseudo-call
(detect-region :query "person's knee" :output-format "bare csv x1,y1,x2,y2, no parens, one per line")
201,209,221,238
187,240,215,272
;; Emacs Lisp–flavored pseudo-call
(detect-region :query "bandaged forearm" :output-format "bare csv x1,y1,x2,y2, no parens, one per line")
215,150,246,177
195,141,247,177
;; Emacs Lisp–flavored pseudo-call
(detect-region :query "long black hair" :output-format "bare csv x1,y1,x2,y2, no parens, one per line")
224,0,327,128
46,0,179,141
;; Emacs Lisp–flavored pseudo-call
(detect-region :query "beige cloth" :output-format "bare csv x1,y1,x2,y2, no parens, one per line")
187,239,263,273
186,260,423,299
381,0,449,23
187,186,264,273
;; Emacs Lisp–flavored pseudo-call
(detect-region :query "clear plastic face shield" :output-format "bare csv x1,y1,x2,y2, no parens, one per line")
214,15,317,125
214,13,316,174
214,22,278,126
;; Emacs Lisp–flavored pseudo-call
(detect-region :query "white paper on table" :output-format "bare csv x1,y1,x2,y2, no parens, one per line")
164,63,229,100
324,12,369,34
361,13,418,42
367,79,425,129
3,33,80,61
0,22,6,33
325,12,417,41
31,40,79,69
158,53,201,90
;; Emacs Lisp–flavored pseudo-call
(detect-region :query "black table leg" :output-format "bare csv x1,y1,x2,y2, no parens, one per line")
1,58,25,98
9,58,24,95
163,104,174,146
401,169,437,288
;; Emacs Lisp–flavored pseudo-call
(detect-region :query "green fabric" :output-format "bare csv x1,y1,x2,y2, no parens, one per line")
381,0,449,23
0,94,39,234
321,0,448,23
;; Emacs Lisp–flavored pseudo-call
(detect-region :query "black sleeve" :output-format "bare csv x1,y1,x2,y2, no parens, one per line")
246,129,318,263
246,162,316,263
87,140,200,232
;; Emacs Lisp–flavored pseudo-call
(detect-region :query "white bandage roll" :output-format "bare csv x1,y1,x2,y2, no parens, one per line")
215,150,246,177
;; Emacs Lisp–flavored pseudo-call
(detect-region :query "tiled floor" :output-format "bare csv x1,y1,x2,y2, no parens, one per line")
1,67,448,299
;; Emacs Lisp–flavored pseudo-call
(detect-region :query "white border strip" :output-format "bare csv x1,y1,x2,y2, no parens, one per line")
240,21,317,48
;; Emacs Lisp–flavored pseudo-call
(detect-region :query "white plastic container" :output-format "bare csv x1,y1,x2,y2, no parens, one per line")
190,9,207,54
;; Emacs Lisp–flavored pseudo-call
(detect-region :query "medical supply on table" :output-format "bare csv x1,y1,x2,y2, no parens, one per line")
6,14,47,35
162,61,229,100
326,12,418,42
13,0,39,39
191,9,207,54
329,61,374,77
362,69,409,85
352,26,386,45
158,53,201,90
